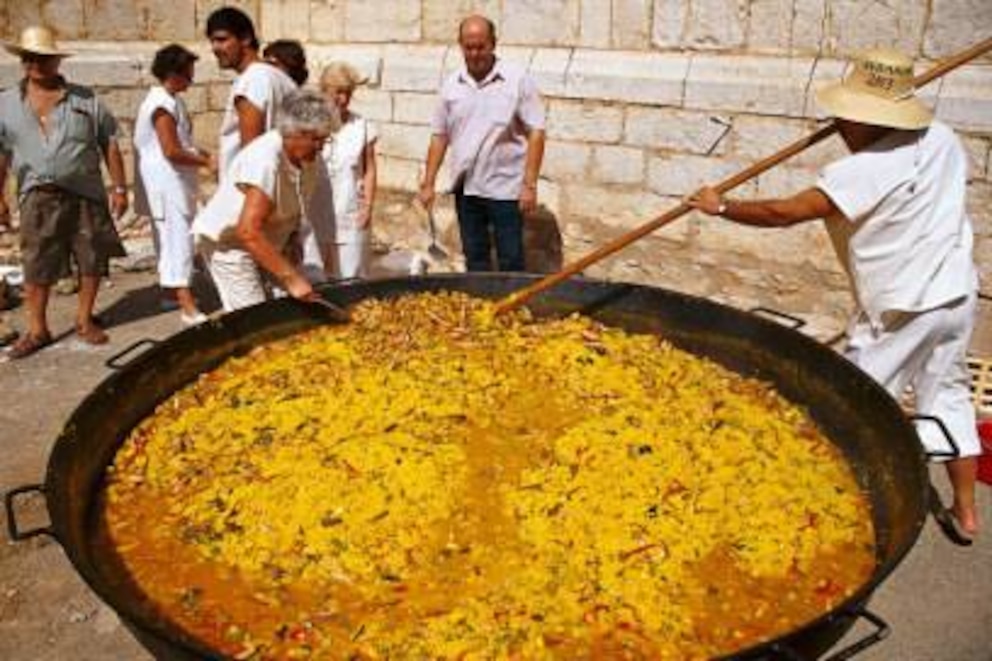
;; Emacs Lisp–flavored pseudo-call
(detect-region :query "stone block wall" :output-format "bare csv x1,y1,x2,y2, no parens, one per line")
1,0,990,339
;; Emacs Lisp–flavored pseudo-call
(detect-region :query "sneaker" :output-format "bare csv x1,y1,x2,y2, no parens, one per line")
180,311,208,327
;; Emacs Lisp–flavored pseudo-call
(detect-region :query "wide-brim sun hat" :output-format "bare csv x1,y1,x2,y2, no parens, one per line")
816,48,932,130
3,25,73,58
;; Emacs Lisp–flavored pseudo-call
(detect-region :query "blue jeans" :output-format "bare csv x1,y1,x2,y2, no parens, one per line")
454,190,525,272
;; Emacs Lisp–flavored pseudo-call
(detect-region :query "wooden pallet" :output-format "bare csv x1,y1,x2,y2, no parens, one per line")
968,355,992,418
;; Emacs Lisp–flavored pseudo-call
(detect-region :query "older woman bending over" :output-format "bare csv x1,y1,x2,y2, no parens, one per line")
193,90,338,312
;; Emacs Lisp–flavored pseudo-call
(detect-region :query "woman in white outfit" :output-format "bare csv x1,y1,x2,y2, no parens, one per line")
317,62,378,279
133,44,216,325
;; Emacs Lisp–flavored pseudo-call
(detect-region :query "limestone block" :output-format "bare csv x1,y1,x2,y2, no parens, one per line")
145,0,198,41
561,182,687,239
803,57,845,118
925,1,992,59
310,0,346,43
729,115,812,161
694,216,835,268
307,45,382,85
578,0,611,49
651,0,686,49
207,82,233,112
381,45,448,93
547,99,624,143
936,65,992,134
543,140,592,181
685,54,813,117
962,136,990,182
612,0,651,50
350,88,394,124
377,122,432,161
501,0,580,46
746,0,793,53
82,0,155,40
823,0,927,57
625,106,730,155
529,48,570,98
193,110,225,148
565,50,689,106
181,86,210,115
260,0,311,42
646,153,755,197
96,87,148,122
966,181,992,232
790,0,827,54
752,164,817,199
345,0,420,43
392,92,438,125
683,0,747,50
591,145,645,186
61,54,146,88
422,0,502,44
9,0,86,41
377,155,423,191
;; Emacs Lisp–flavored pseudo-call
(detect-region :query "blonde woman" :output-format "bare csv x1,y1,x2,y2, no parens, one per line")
317,62,378,279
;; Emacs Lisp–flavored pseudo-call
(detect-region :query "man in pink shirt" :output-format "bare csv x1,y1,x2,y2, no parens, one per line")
418,15,546,272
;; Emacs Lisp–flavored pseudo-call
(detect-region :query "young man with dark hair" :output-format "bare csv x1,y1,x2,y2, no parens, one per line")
205,6,296,180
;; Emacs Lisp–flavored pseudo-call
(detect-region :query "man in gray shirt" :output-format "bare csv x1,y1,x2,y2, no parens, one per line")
0,26,128,359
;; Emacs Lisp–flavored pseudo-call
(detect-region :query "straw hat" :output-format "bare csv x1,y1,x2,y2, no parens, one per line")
3,26,73,58
816,49,932,130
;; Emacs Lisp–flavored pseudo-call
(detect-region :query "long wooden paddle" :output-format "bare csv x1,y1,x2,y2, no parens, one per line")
494,37,992,316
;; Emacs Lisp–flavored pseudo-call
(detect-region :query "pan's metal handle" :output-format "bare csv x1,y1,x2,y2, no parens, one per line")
105,338,161,370
4,484,54,541
911,413,961,460
749,306,806,330
821,608,890,661
769,608,889,661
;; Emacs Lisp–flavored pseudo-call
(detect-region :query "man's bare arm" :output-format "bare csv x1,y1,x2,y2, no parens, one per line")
687,187,839,227
417,134,449,210
235,97,266,146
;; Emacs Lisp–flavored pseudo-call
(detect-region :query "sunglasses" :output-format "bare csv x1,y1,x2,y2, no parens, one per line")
21,52,59,64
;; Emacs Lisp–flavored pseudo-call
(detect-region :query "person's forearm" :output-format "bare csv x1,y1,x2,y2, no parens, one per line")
522,129,545,188
422,135,448,187
719,199,808,228
105,141,127,189
238,227,299,284
363,146,377,214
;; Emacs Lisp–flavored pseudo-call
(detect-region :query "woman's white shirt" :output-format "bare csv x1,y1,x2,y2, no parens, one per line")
133,85,198,217
322,113,377,242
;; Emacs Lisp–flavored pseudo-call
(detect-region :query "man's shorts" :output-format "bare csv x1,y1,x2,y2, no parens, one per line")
20,186,127,284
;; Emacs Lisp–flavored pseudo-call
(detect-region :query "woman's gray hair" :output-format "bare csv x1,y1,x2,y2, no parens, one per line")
277,89,340,135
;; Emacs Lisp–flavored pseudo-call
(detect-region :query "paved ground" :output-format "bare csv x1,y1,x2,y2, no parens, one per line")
0,269,990,660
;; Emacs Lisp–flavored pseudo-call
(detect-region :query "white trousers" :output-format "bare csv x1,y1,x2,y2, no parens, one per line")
151,205,195,288
845,292,981,459
331,233,370,280
203,247,267,312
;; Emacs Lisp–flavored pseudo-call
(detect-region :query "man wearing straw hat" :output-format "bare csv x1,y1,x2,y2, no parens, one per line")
688,49,982,545
0,26,128,359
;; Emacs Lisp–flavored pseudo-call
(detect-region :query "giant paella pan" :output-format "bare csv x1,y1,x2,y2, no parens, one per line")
5,274,931,660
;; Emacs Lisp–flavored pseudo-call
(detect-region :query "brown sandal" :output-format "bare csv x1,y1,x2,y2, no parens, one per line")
76,322,108,345
8,331,53,359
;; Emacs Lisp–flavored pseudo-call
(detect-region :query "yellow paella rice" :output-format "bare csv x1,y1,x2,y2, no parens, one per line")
103,291,875,660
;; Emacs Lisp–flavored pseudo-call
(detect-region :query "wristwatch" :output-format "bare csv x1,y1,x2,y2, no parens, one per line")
716,200,728,215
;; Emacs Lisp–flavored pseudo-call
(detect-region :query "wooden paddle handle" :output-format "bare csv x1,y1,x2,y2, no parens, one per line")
495,37,992,316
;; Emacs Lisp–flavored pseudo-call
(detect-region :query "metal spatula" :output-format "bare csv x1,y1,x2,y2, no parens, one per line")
426,209,448,261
